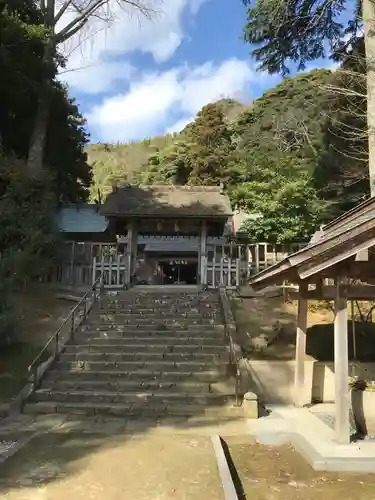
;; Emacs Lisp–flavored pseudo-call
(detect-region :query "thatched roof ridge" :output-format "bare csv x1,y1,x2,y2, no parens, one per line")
100,184,233,218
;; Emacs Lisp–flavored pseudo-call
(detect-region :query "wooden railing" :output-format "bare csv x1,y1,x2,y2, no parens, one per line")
47,241,307,289
28,274,104,390
92,256,127,288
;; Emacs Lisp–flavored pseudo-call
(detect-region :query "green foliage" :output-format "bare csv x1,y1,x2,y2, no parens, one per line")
230,151,325,242
314,38,369,214
0,0,92,343
0,154,58,342
234,69,333,164
88,135,176,197
0,0,91,202
241,0,358,75
184,104,238,185
141,140,191,185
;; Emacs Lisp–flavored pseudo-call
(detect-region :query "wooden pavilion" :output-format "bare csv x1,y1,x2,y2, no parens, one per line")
99,184,233,286
249,197,375,444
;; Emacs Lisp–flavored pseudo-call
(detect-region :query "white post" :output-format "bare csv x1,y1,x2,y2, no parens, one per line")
200,219,207,286
294,281,309,407
334,275,350,444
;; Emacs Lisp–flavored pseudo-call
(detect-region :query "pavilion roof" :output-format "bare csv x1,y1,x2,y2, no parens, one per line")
100,185,233,218
249,197,375,289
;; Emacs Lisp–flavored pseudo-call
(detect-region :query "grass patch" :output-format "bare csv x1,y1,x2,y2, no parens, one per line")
0,342,49,402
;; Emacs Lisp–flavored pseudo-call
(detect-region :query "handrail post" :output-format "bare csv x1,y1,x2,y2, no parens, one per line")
28,273,104,396
83,296,87,320
54,331,59,359
70,312,75,342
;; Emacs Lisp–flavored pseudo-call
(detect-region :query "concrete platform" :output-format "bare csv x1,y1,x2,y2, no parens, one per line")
247,405,375,473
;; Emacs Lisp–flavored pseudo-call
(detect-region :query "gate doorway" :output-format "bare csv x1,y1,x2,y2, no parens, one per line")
159,260,197,285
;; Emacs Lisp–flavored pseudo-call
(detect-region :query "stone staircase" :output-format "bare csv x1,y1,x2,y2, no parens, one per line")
24,287,243,420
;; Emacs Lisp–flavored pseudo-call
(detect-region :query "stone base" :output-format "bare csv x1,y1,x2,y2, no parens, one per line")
243,391,258,419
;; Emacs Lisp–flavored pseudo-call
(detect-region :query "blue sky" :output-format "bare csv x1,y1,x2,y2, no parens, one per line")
58,0,335,143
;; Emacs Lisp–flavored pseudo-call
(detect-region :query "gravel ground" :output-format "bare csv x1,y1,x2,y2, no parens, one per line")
227,438,375,500
0,432,225,500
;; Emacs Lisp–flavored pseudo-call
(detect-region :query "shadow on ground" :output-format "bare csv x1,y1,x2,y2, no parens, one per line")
0,410,243,498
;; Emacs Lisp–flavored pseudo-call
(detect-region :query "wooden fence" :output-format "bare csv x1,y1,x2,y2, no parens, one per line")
50,241,306,289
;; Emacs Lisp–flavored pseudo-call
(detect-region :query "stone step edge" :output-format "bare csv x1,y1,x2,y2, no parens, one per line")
35,389,235,398
47,369,227,378
63,344,226,349
24,401,242,416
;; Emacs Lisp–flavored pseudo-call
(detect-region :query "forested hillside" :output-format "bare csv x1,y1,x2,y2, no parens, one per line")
88,55,369,242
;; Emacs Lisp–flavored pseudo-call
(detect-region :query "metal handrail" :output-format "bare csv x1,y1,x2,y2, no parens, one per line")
28,274,104,389
219,287,242,406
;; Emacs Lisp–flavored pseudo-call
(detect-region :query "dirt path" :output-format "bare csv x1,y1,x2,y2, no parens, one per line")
0,432,224,500
227,438,375,500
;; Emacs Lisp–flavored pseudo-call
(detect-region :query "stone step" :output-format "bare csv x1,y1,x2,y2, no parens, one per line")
93,313,221,321
88,317,221,326
101,297,221,304
75,336,224,345
63,344,227,354
80,325,225,333
32,389,234,406
55,360,227,372
41,378,233,393
98,306,221,313
47,369,226,383
24,401,243,419
59,351,224,363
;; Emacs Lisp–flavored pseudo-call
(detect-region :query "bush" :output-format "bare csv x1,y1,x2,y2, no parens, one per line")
0,154,59,343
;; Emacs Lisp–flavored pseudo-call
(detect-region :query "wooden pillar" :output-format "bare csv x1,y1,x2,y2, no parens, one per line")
334,275,350,444
70,241,76,288
293,281,308,407
199,219,208,286
125,219,138,285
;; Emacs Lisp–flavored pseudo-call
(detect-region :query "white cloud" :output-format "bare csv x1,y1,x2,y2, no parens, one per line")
166,117,194,134
57,0,208,93
87,58,257,141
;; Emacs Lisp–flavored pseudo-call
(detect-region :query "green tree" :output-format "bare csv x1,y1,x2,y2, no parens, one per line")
230,151,325,242
142,140,191,185
26,0,158,176
0,0,91,202
241,0,375,194
184,103,238,185
314,38,369,213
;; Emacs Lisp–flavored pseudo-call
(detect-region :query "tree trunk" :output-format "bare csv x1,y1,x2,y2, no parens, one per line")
27,88,52,177
363,0,375,196
27,39,55,177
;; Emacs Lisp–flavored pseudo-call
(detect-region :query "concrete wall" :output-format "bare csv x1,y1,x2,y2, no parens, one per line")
312,362,375,403
242,359,375,405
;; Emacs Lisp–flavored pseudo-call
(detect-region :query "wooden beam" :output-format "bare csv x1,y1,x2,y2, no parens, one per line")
297,236,375,279
293,284,375,300
293,281,309,408
334,275,350,444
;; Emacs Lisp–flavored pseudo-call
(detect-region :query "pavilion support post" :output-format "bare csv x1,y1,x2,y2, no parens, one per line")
334,275,350,444
199,219,208,286
293,281,309,407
